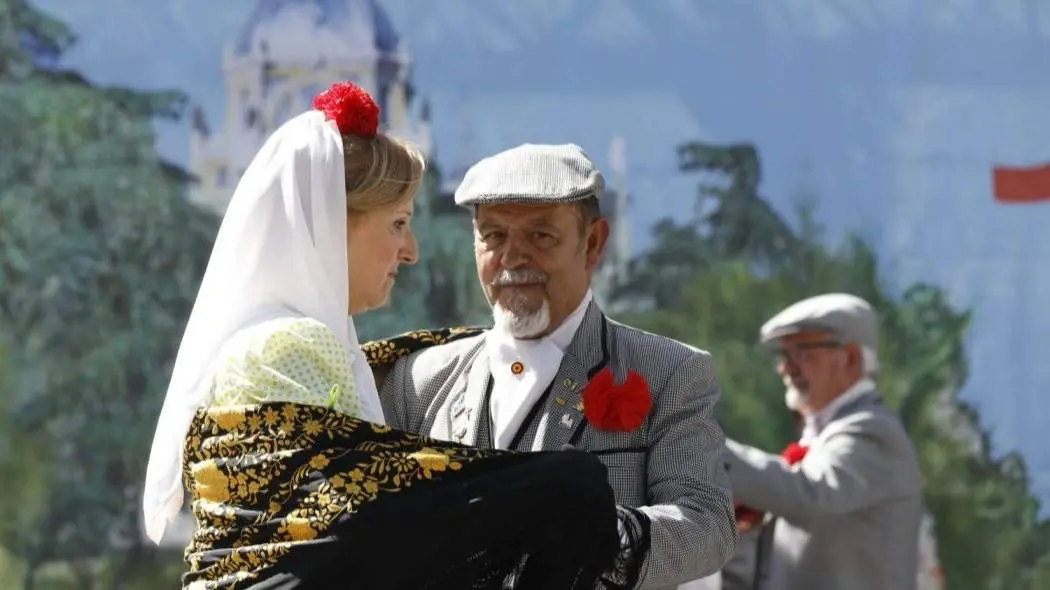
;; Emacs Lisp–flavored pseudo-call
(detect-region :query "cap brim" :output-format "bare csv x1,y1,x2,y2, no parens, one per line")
759,322,840,345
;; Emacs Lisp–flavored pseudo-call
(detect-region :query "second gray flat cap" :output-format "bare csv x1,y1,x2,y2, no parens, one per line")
454,143,605,207
759,293,878,349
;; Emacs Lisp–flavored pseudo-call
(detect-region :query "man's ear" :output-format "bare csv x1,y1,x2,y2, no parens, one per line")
584,218,610,271
844,343,863,370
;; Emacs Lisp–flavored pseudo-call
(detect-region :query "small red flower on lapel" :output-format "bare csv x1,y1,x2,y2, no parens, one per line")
582,367,652,432
781,442,809,465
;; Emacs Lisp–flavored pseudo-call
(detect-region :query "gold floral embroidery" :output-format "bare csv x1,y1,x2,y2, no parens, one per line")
192,460,231,504
211,408,246,431
279,516,318,541
409,448,460,477
181,402,502,589
361,326,484,369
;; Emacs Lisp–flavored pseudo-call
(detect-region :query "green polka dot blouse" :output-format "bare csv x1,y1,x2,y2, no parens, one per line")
207,317,362,418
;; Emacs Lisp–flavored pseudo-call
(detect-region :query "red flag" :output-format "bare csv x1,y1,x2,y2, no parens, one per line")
993,163,1050,203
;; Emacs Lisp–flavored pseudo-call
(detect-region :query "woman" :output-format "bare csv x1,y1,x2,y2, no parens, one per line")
142,82,629,589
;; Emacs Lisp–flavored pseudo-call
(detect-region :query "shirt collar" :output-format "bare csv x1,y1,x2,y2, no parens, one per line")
804,377,876,438
547,290,593,352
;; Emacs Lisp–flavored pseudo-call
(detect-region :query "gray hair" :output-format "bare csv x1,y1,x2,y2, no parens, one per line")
861,346,880,377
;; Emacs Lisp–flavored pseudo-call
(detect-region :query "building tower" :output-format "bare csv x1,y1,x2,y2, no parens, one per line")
187,0,431,213
593,136,633,306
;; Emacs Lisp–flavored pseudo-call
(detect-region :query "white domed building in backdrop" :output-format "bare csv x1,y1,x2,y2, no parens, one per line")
186,0,431,213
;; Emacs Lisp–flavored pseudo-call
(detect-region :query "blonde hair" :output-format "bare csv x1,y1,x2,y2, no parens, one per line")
341,132,426,214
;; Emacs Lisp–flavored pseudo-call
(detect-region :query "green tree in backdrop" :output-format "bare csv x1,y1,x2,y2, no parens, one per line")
611,140,1050,589
0,0,214,586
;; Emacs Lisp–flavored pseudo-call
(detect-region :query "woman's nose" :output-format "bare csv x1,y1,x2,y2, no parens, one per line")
401,230,419,264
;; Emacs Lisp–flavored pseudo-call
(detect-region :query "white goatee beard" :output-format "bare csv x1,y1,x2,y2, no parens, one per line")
492,298,551,339
783,374,808,411
784,387,807,411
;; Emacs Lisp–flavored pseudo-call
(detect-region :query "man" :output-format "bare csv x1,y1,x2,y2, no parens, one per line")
381,143,736,589
724,293,923,590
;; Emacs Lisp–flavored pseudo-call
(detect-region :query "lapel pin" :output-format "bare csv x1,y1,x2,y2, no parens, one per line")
511,361,525,375
561,414,575,428
574,401,584,412
554,396,566,406
562,378,575,390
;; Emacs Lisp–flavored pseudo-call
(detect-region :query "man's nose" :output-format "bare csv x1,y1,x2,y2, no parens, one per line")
498,236,530,268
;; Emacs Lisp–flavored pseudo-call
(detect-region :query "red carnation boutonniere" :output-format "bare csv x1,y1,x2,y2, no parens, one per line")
312,81,380,138
582,367,652,432
735,442,810,532
781,441,809,465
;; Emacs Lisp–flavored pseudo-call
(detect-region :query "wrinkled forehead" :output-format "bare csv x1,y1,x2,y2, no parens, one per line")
473,202,578,227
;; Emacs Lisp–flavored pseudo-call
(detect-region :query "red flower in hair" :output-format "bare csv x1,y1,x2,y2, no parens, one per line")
582,367,652,432
312,81,380,138
735,441,810,532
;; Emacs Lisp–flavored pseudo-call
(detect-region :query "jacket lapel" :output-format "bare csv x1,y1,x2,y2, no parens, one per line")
444,340,489,446
535,302,608,450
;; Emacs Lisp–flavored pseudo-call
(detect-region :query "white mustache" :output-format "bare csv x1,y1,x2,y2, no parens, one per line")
491,269,549,287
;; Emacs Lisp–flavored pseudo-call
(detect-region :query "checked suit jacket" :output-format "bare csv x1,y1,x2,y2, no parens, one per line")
724,387,923,590
379,301,737,590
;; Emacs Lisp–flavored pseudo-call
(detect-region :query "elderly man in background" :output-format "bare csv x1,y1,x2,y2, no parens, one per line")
723,293,923,590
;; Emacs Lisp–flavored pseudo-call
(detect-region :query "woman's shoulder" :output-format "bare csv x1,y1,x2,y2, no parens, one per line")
243,316,340,342
226,316,346,360
209,316,360,414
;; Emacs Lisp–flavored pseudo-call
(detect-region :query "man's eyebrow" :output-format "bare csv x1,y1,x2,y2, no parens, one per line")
528,219,561,231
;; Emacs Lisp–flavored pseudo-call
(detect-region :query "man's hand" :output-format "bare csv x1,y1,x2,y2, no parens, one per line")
597,506,650,589
734,502,764,533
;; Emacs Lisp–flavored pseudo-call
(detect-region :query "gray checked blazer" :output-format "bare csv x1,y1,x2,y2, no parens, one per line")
725,386,923,590
380,301,737,589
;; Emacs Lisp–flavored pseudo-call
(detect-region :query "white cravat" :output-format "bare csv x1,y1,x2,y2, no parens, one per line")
486,290,592,450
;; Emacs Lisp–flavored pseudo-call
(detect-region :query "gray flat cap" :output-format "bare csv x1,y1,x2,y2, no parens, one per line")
454,143,605,207
760,293,878,349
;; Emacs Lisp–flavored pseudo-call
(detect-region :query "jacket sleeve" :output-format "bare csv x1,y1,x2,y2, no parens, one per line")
725,413,919,525
635,351,738,588
379,355,415,431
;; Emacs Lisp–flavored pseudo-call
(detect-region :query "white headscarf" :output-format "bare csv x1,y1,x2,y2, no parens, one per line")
142,110,385,545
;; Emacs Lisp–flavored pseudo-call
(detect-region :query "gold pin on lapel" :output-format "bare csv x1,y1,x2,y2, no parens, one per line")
554,396,566,406
562,378,575,390
574,401,584,412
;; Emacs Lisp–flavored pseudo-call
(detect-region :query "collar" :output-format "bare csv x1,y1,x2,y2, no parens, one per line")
547,290,593,352
803,377,876,439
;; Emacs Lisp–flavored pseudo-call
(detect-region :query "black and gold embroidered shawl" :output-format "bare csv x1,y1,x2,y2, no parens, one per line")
181,328,623,590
